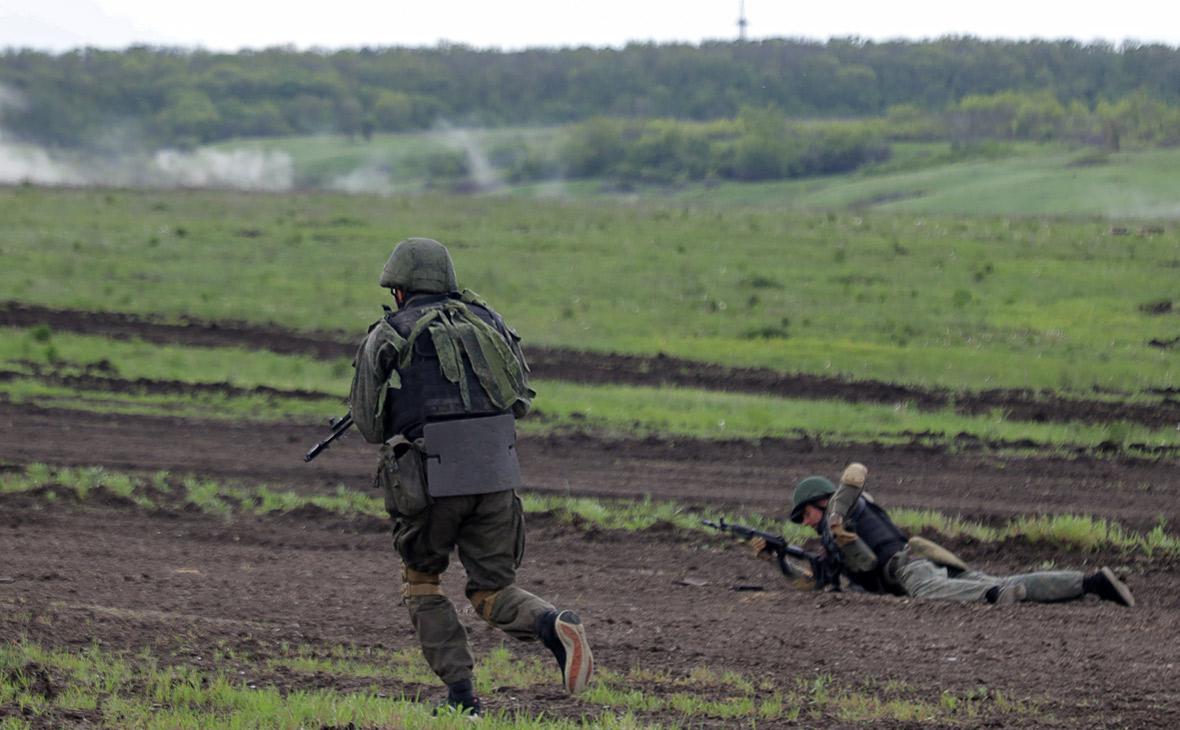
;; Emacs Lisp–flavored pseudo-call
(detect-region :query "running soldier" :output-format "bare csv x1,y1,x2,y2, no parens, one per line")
349,237,593,716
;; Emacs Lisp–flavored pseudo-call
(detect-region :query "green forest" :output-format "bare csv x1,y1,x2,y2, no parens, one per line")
4,38,1180,185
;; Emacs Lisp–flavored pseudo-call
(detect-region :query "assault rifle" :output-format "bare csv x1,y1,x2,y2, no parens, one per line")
702,518,842,591
304,412,354,462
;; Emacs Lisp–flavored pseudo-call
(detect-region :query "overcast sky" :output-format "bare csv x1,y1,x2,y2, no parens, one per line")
1,0,1177,53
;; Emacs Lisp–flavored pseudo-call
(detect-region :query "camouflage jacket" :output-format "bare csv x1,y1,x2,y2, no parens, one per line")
348,290,534,444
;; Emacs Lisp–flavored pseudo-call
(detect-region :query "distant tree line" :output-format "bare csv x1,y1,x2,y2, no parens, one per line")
521,91,1179,185
553,110,890,184
3,38,1180,152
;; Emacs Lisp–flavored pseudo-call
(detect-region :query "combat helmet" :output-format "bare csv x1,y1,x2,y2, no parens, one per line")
789,476,836,523
379,237,459,293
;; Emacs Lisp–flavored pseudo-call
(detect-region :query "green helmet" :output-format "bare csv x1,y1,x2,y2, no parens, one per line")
789,476,836,523
379,237,459,293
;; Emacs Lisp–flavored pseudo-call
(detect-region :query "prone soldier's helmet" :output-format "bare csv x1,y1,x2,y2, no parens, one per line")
789,476,836,523
379,237,459,293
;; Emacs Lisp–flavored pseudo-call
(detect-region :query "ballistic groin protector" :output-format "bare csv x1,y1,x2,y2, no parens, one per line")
422,413,521,497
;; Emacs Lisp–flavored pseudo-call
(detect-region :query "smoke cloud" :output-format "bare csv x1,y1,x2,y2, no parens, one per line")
327,164,393,195
0,81,294,191
149,149,293,190
0,87,562,197
436,122,502,191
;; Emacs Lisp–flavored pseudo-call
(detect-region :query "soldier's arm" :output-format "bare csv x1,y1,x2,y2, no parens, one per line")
348,318,407,443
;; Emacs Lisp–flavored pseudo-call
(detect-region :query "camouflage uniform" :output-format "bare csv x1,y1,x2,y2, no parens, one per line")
350,239,592,704
789,465,1133,606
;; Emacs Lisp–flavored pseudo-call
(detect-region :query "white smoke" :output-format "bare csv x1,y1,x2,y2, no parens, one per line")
0,82,569,196
327,164,393,195
436,122,503,191
150,148,293,190
0,81,295,190
0,138,295,190
0,136,88,185
0,83,25,113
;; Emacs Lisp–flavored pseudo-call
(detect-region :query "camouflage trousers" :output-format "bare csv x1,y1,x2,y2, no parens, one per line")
392,489,554,685
893,557,1084,603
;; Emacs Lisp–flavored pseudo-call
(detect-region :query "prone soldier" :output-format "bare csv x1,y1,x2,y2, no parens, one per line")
753,463,1135,607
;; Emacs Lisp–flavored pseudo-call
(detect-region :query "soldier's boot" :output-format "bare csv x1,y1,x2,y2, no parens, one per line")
1083,567,1135,607
535,609,594,694
985,582,1027,605
433,678,481,718
841,462,868,488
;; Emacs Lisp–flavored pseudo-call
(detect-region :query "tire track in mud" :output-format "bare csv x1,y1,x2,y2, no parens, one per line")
4,301,1180,430
3,402,1179,530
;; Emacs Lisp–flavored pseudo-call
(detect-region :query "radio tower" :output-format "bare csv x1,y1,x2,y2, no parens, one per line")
737,0,748,41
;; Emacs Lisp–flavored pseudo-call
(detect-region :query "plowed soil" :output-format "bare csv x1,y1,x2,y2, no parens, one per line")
3,306,1180,727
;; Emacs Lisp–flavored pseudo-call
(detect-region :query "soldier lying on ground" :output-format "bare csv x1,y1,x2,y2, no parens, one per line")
752,463,1135,607
349,237,593,716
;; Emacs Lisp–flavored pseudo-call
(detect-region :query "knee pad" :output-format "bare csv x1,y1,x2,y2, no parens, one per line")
402,566,443,599
468,589,502,622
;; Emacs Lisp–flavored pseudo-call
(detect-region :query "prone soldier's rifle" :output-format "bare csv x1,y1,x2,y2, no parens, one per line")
304,412,354,462
703,518,842,591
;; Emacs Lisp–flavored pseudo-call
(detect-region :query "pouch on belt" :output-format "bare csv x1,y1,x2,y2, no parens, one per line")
422,413,521,497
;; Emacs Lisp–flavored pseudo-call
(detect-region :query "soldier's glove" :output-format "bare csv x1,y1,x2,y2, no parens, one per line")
749,537,773,561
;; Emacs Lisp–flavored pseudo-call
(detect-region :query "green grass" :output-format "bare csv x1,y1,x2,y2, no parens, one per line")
0,639,1030,728
2,185,1178,399
0,326,353,391
668,144,1180,218
525,380,1180,452
4,464,1177,558
5,327,1179,454
0,378,340,422
220,132,1180,220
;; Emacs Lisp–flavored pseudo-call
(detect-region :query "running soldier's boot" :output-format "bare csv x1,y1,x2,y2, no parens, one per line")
434,678,481,718
1083,567,1136,607
535,609,594,694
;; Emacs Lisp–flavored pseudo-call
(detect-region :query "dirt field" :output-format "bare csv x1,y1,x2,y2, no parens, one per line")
3,307,1180,727
2,451,1178,728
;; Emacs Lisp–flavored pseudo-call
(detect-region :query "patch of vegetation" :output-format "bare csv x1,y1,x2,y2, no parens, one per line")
3,464,1177,558
0,639,1031,728
2,186,1179,400
7,328,1178,456
0,326,351,392
525,381,1180,456
0,378,339,423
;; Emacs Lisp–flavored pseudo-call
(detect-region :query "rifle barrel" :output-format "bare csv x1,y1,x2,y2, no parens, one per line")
304,411,354,462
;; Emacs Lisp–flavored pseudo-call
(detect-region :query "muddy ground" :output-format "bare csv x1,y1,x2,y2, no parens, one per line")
2,307,1180,726
3,410,1180,728
5,403,1180,531
2,476,1178,728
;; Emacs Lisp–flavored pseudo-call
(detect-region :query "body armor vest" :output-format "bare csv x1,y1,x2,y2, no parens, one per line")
384,294,509,439
823,497,909,594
